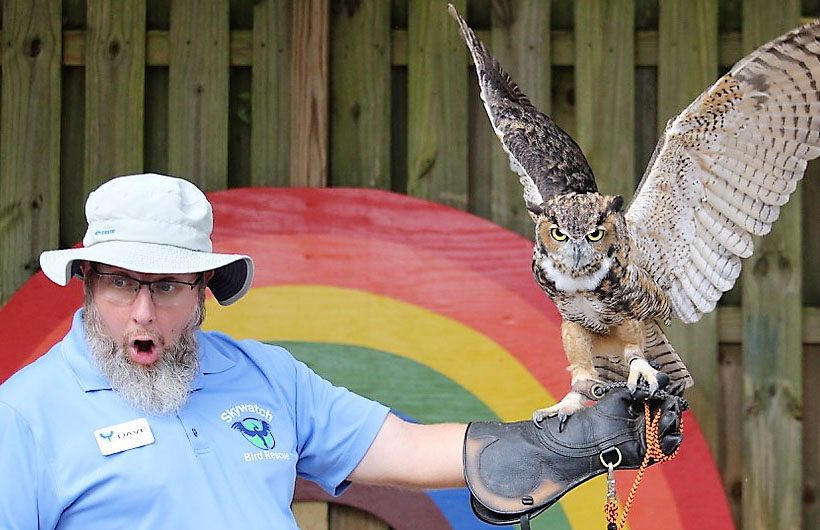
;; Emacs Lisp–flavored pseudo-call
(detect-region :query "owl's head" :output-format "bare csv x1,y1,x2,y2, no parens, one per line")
532,192,625,279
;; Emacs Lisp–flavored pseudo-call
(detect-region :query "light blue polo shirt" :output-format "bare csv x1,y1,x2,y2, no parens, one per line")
0,310,389,529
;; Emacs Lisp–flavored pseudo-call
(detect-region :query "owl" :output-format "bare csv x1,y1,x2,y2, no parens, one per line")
449,5,820,424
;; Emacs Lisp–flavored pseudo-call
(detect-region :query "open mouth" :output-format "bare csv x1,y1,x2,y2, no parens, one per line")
128,337,160,365
134,340,154,353
134,339,154,353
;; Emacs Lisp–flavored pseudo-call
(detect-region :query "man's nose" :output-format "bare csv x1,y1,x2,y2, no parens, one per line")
130,284,156,324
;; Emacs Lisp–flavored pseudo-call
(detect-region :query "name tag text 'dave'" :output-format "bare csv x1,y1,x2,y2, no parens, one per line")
94,418,155,456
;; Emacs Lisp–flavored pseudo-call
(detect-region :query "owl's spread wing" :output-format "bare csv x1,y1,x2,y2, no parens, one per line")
626,20,820,323
449,5,597,212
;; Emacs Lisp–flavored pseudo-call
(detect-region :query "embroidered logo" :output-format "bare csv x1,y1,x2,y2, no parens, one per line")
231,417,275,450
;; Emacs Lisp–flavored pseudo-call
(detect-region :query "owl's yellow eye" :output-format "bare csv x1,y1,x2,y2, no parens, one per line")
586,228,605,242
550,227,568,241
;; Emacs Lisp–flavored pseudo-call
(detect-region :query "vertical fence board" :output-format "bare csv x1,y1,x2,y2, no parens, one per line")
58,0,86,248
0,0,61,305
719,343,744,527
329,503,389,530
804,163,820,307
406,0,468,209
330,0,390,188
143,0,169,176
251,0,291,186
741,2,803,529
168,0,229,190
805,344,820,529
290,0,329,187
487,0,549,236
292,501,329,530
550,67,576,143
85,0,145,192
468,67,492,219
656,0,720,459
59,66,85,248
574,0,634,198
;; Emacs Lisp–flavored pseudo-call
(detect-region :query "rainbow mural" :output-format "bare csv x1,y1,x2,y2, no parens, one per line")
0,188,733,529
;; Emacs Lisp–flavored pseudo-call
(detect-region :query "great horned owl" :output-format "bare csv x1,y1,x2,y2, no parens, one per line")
449,5,820,424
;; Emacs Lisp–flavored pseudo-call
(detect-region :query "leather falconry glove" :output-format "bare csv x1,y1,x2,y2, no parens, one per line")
463,375,686,528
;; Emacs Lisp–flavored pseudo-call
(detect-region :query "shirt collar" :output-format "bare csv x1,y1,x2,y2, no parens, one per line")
61,309,235,392
191,330,235,390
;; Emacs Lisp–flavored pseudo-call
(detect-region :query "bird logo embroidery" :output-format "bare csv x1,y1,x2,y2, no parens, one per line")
449,4,820,427
232,418,275,450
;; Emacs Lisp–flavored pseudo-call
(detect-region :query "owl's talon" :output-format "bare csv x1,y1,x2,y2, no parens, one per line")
557,412,569,433
533,391,586,428
628,358,660,397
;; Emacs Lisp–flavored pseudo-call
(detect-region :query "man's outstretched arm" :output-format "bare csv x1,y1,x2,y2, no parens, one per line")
347,413,467,489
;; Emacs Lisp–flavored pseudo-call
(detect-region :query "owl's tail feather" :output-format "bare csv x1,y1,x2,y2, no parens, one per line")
592,320,694,388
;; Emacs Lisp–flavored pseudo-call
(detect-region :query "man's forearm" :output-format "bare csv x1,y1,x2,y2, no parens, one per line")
348,414,467,488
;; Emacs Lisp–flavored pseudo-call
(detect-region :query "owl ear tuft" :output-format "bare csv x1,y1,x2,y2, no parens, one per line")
610,195,624,213
527,203,545,216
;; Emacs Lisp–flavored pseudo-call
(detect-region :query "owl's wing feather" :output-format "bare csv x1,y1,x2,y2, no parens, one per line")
448,5,597,210
626,20,820,323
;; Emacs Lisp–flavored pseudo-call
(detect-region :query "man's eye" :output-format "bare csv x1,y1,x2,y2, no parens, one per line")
155,282,176,294
111,277,130,289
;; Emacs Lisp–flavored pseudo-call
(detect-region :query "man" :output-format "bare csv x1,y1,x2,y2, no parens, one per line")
0,174,684,529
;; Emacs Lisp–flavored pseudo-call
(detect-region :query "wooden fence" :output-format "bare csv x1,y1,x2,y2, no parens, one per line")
1,1,819,529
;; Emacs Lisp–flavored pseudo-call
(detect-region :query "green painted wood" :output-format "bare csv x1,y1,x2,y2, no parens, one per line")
740,2,803,529
84,0,145,192
330,0,390,189
289,0,329,187
656,0,720,461
574,0,635,199
0,0,61,305
168,0,229,190
251,0,291,186
406,0,468,210
487,0,549,237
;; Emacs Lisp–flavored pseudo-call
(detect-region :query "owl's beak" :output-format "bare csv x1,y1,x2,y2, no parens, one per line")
572,244,585,269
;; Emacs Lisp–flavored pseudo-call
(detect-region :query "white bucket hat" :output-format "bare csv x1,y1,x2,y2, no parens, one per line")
39,173,254,306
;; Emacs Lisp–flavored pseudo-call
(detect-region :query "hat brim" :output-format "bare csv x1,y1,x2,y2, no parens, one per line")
40,241,254,306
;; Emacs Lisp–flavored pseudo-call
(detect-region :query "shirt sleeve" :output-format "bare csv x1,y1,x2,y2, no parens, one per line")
0,401,60,530
291,358,389,496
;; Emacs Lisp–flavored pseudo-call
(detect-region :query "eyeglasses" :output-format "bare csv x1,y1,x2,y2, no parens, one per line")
90,265,202,307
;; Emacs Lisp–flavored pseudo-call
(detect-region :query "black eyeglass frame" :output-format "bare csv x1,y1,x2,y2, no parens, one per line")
89,264,203,295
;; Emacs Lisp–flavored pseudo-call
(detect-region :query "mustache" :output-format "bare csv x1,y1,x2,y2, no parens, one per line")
124,329,164,347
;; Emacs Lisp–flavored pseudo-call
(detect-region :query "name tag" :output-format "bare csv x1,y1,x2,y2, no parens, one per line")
94,418,155,456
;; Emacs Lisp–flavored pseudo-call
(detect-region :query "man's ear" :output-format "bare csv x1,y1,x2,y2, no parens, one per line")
203,270,215,283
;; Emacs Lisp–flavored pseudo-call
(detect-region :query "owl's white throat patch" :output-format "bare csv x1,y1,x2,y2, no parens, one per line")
539,256,612,293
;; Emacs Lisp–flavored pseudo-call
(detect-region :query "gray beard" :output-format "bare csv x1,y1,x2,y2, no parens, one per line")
82,303,201,415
